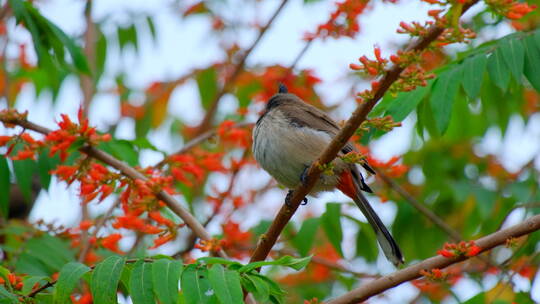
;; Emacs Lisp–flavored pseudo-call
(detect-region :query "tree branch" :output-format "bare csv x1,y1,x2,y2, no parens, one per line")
326,214,540,304
249,1,479,264
0,117,227,258
196,0,289,135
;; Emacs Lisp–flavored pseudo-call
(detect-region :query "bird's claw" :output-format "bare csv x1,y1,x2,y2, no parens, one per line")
285,190,293,207
285,191,309,207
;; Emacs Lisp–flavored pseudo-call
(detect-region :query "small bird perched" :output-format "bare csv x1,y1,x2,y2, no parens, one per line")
252,84,404,266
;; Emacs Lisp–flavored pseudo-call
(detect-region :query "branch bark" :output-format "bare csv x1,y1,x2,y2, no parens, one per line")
0,117,227,258
326,214,540,304
249,1,479,264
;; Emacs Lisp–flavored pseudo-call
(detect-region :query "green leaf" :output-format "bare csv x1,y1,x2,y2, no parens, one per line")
118,25,138,52
370,94,395,118
499,37,524,81
95,28,108,82
523,35,540,91
99,139,139,166
91,256,126,304
208,264,243,304
37,149,59,189
238,255,311,273
430,67,461,134
0,157,9,218
146,17,157,41
197,257,242,267
0,286,19,304
181,264,215,304
130,260,154,304
243,275,270,303
463,292,485,304
487,48,510,91
196,68,218,110
461,54,487,99
42,18,90,73
22,276,48,294
152,259,182,304
385,85,430,122
355,222,378,262
321,202,343,257
26,235,75,273
54,262,91,304
291,218,319,256
12,158,35,203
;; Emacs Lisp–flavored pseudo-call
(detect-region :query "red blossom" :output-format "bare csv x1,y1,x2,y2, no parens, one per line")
0,135,11,146
101,233,123,253
437,241,481,258
149,233,176,249
307,0,369,40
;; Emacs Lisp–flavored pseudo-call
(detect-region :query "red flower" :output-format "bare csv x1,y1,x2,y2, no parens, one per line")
0,135,11,146
101,233,123,253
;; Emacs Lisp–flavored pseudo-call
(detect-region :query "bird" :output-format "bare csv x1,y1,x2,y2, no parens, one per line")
252,84,404,266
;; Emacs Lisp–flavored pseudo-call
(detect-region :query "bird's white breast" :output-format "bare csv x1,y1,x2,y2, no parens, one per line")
252,109,342,192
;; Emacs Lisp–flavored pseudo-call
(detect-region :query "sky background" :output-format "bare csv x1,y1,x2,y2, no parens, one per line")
2,0,539,303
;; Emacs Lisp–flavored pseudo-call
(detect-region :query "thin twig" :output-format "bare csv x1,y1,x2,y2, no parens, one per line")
375,169,461,241
196,0,290,135
0,117,227,259
78,198,122,262
326,214,540,304
248,1,479,265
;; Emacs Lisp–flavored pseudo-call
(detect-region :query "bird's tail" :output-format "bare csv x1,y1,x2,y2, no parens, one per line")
353,192,404,266
337,170,404,266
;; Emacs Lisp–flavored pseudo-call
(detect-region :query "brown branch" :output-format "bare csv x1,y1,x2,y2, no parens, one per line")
0,117,227,259
196,0,290,135
326,214,540,304
249,1,479,265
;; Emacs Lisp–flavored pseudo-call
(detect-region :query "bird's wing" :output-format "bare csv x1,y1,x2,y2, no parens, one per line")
279,100,375,192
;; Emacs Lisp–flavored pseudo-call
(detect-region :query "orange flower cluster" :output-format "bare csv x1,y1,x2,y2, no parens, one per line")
9,132,43,160
168,149,226,187
419,268,448,281
238,65,321,104
51,162,118,204
305,0,369,40
217,120,251,148
195,238,225,252
350,47,388,77
101,233,123,254
115,176,181,249
46,108,111,161
413,265,462,301
220,221,252,258
486,0,537,20
437,241,481,258
361,115,402,133
367,154,409,178
0,273,24,290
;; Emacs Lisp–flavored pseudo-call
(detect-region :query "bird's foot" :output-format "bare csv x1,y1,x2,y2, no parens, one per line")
285,190,309,207
285,190,294,207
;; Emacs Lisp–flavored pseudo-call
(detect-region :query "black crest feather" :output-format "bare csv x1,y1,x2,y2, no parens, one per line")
278,83,288,93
